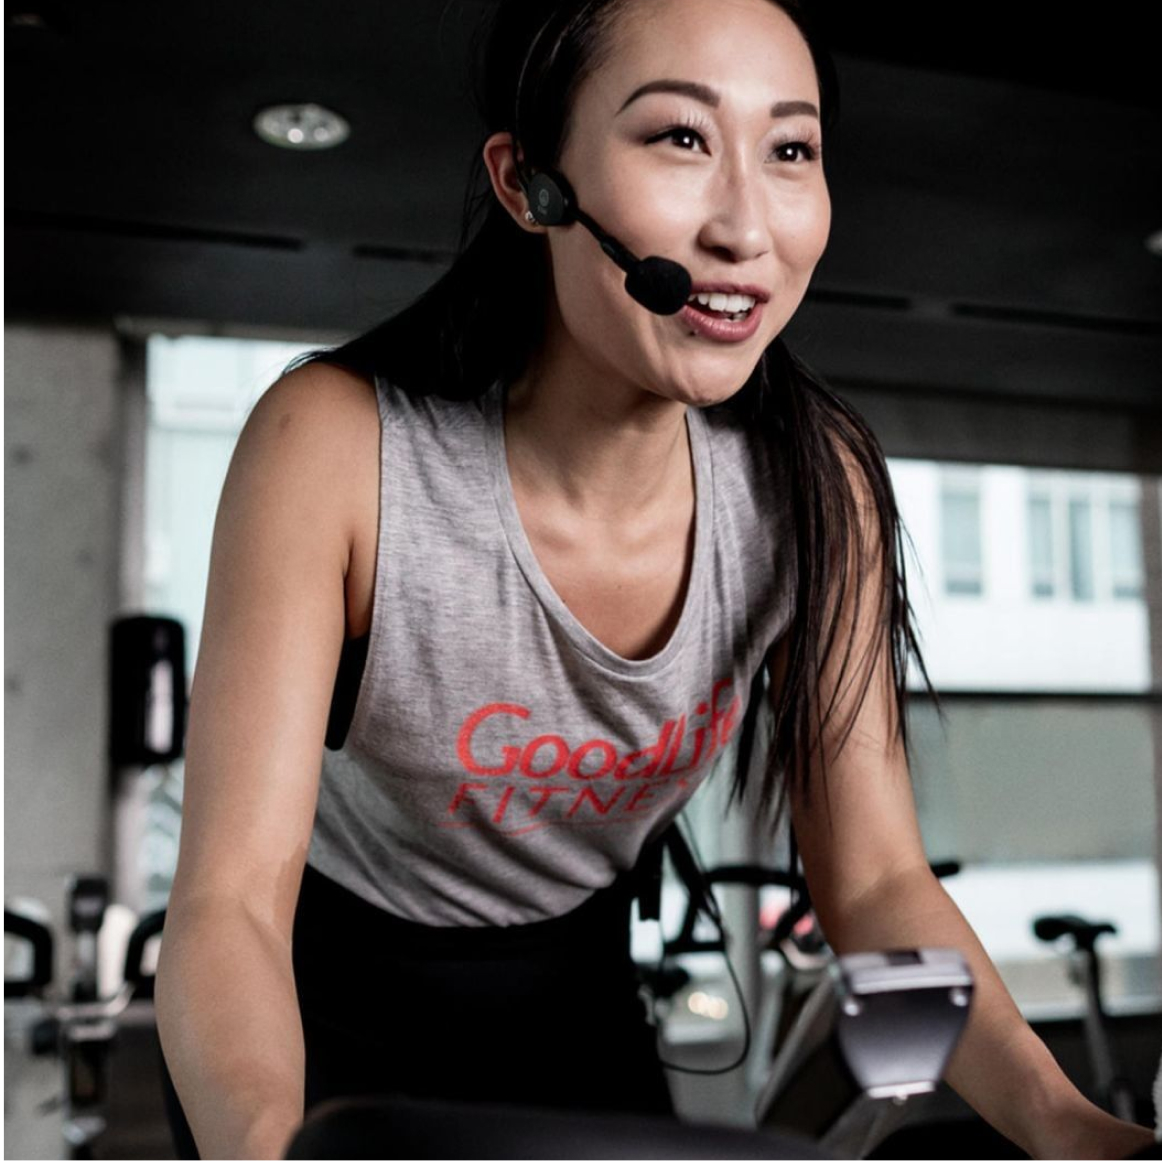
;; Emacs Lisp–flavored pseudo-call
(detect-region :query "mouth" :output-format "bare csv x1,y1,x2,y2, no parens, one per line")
677,297,765,342
684,291,757,322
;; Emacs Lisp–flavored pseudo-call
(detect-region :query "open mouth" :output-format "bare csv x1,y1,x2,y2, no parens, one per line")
685,291,757,322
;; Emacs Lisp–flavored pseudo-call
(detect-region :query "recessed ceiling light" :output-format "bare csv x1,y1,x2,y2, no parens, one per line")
253,103,350,151
1145,229,1162,259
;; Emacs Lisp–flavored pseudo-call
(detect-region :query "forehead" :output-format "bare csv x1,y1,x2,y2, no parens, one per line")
582,0,819,116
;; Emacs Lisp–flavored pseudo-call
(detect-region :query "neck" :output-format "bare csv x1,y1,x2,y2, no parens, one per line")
502,360,692,526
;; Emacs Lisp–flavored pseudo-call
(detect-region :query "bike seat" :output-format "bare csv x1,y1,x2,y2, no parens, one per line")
1032,913,1117,951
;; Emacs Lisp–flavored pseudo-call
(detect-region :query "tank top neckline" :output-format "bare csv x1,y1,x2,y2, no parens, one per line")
483,376,715,678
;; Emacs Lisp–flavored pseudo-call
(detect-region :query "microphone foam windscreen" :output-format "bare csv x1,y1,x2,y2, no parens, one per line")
626,258,692,316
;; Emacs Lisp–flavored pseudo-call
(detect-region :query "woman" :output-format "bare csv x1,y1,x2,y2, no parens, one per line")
155,0,1156,1157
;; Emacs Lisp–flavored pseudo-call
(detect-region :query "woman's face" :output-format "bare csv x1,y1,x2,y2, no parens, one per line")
541,0,831,408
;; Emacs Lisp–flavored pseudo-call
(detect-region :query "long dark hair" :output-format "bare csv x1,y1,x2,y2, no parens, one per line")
286,0,945,840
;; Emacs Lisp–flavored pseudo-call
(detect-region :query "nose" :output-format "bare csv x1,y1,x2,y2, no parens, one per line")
697,153,772,264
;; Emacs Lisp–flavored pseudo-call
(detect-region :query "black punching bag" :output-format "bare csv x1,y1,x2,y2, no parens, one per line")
109,615,186,765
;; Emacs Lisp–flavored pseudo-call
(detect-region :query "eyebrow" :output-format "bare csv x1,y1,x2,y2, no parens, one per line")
616,79,819,121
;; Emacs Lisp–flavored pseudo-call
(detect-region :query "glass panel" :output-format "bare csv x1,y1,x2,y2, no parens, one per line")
1069,496,1095,601
1110,497,1144,599
909,695,1160,1016
1028,493,1054,598
897,464,1151,694
881,458,1158,1014
941,485,983,596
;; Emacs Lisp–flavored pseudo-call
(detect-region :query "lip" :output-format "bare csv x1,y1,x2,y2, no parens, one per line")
687,282,770,302
678,299,765,343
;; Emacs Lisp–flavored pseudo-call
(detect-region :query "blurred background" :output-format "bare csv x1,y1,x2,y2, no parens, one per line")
5,1,1161,1157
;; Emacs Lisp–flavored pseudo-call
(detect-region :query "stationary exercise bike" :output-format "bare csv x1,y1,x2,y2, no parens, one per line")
1032,911,1154,1126
633,820,973,1159
4,880,165,1160
280,926,977,1160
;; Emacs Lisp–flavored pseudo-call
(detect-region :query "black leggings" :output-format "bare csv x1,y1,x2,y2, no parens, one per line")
291,863,675,1120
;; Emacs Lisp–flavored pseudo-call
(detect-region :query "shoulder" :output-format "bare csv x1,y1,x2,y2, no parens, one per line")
244,361,382,482
256,359,379,433
239,360,381,566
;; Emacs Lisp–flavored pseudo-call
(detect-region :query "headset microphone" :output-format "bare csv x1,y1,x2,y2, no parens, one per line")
524,170,693,316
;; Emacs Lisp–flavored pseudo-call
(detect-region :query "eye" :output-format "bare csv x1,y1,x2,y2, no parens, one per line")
646,125,708,152
772,138,820,164
646,125,822,164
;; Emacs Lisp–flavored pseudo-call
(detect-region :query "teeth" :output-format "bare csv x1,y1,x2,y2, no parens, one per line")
688,291,757,312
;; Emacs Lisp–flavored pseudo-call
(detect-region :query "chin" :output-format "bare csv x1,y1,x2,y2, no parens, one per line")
678,360,762,408
661,375,751,410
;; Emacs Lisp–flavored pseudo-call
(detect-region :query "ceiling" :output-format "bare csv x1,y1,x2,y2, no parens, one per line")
6,0,1161,416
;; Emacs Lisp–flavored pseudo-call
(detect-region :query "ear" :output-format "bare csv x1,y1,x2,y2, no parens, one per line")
482,132,540,234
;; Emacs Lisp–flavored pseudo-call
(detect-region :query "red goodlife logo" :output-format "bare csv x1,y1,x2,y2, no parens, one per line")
443,676,743,835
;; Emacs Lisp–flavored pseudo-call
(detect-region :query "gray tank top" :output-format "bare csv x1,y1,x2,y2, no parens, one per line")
306,373,796,926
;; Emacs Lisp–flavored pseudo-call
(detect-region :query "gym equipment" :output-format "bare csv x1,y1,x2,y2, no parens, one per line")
4,879,164,1160
284,1092,835,1159
276,938,975,1159
1033,912,1139,1123
109,615,186,766
755,948,974,1158
108,614,188,917
5,906,54,999
641,848,970,1157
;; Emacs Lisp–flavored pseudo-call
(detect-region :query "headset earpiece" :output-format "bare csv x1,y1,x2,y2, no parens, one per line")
525,169,576,227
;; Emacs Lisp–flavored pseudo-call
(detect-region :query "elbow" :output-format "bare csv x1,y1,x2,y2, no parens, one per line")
814,861,941,954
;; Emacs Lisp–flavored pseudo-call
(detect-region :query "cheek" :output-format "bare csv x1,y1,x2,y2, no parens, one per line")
585,149,695,262
814,185,833,256
547,233,635,339
779,187,831,270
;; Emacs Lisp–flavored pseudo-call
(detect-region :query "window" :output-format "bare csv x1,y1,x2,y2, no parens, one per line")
1110,498,1144,599
1024,474,1143,604
883,459,1158,1017
1028,493,1054,597
940,474,984,596
1068,496,1095,601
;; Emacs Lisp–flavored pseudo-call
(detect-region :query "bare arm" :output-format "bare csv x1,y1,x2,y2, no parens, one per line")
820,866,1153,1159
156,901,307,1160
154,363,378,1160
770,444,1152,1160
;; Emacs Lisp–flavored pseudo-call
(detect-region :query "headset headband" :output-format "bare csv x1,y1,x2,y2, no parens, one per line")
511,3,598,192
